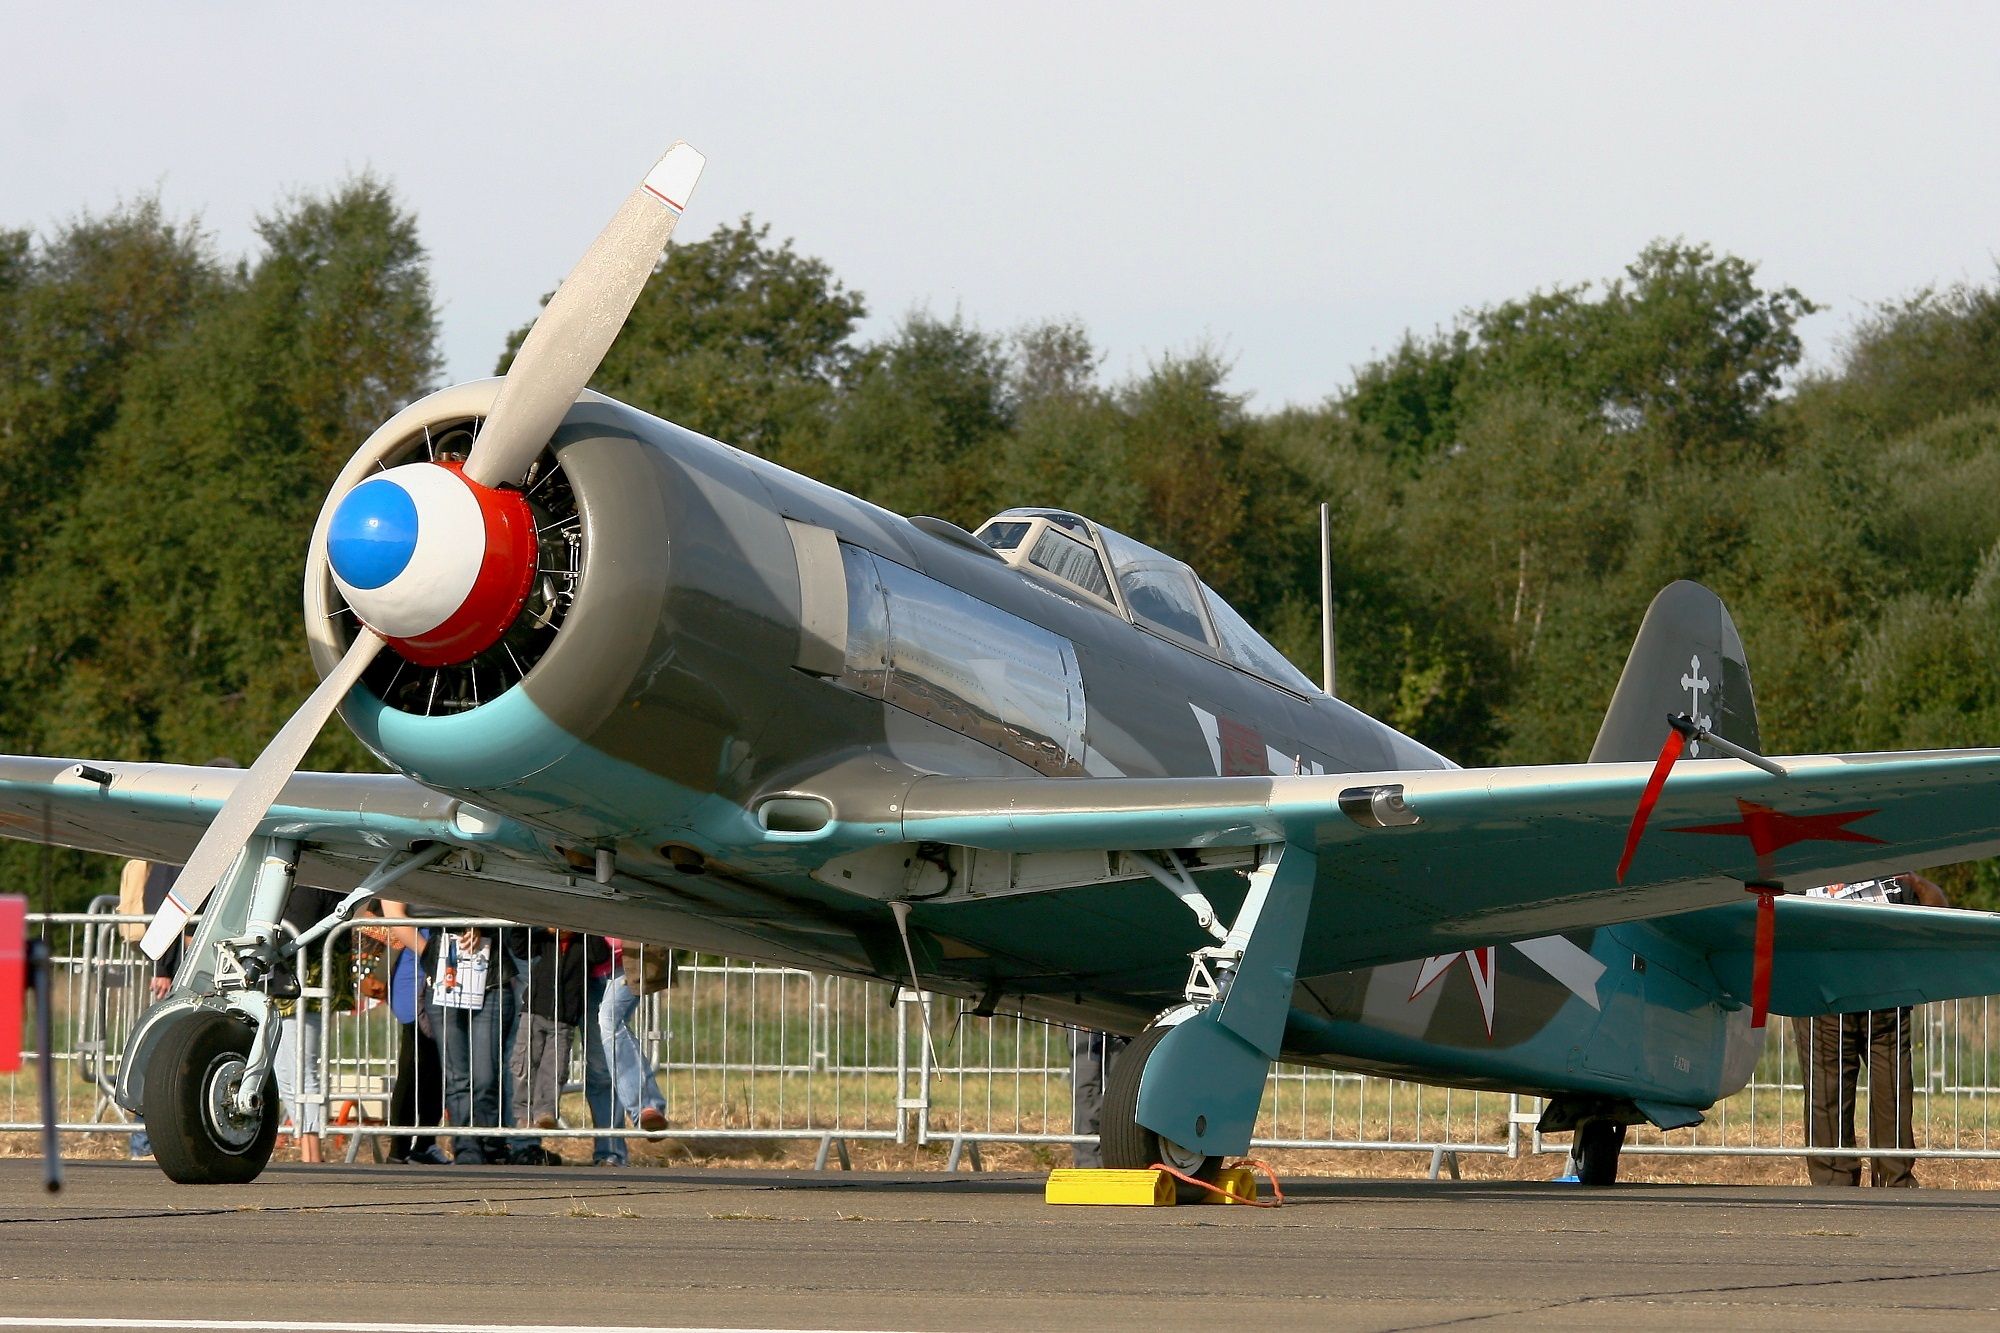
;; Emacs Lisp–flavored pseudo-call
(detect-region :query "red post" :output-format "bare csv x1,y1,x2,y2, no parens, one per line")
0,895,24,1073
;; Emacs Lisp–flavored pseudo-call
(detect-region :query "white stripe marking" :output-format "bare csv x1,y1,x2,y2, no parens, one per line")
1512,933,1608,1010
0,1321,912,1333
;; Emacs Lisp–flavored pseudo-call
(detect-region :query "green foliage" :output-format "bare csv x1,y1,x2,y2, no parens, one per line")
1793,278,2000,441
1339,240,1817,471
501,216,864,460
0,179,438,909
804,310,1014,522
1338,328,1471,469
10,186,2000,906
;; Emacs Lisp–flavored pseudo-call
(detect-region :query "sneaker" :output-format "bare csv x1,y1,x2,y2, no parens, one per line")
508,1144,564,1166
637,1106,668,1134
406,1145,452,1166
593,1156,626,1167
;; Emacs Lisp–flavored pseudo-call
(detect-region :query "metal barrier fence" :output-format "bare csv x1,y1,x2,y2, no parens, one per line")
5,902,1997,1174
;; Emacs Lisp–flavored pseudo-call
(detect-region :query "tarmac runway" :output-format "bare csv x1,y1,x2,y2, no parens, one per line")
3,1161,1999,1331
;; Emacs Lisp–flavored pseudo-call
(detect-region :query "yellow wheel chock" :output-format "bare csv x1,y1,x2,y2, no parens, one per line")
1044,1165,1261,1206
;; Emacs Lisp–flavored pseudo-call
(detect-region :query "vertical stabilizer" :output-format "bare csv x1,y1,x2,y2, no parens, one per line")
1590,581,1759,763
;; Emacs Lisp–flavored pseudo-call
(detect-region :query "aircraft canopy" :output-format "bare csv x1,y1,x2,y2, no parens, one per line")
974,508,1318,695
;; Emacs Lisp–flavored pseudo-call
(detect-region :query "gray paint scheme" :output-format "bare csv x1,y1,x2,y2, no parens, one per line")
6,390,1992,1125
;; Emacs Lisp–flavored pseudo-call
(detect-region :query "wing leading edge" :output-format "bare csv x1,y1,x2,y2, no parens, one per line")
892,748,2000,975
0,755,513,868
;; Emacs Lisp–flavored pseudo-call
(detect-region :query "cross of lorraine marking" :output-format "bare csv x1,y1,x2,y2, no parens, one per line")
1681,654,1712,757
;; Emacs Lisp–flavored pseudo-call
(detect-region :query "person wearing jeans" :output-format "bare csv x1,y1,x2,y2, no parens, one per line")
433,927,515,1164
599,944,670,1166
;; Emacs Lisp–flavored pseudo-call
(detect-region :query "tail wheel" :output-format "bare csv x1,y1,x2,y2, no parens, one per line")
1576,1118,1626,1187
1099,1024,1223,1202
143,1009,280,1184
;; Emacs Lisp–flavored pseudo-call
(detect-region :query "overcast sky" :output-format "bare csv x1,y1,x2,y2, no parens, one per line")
6,2,1997,412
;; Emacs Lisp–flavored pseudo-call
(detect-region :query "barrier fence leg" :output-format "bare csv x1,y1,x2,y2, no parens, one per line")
1428,1147,1460,1180
812,1134,852,1171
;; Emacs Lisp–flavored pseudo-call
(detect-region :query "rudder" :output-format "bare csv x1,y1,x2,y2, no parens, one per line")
1590,580,1759,763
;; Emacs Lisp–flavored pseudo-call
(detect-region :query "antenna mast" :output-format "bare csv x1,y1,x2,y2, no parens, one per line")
1319,502,1336,696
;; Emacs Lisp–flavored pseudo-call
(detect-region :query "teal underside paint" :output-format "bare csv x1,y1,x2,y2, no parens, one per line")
1277,921,1746,1110
342,683,584,794
1654,895,2000,1017
347,684,912,912
1632,1099,1706,1130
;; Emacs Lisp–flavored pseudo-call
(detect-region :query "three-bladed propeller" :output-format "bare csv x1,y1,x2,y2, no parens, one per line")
141,142,707,961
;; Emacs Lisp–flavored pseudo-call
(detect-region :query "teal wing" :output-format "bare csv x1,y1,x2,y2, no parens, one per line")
895,748,2000,975
1654,896,2000,1016
0,755,496,866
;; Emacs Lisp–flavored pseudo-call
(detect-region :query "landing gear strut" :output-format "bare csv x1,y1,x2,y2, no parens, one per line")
118,836,448,1184
1099,843,1316,1193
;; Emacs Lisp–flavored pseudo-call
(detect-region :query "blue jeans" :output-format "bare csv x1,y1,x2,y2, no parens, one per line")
583,974,617,1162
437,983,515,1162
599,975,668,1164
274,1010,325,1135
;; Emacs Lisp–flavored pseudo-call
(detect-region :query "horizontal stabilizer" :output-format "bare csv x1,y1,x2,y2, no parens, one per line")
1653,895,2000,1017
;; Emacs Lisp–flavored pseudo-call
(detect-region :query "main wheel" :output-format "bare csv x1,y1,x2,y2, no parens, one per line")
1098,1024,1223,1202
1575,1118,1626,1187
143,1008,280,1184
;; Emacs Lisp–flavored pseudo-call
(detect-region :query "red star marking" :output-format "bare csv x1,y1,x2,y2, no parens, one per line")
1671,799,1887,859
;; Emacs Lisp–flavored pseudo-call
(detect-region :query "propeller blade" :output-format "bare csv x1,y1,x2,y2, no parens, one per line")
463,142,705,489
140,630,386,960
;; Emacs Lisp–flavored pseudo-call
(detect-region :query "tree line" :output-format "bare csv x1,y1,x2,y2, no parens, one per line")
5,181,1999,908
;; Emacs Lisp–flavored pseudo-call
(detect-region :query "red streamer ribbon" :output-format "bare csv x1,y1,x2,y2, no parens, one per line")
1748,885,1778,1028
1616,728,1687,883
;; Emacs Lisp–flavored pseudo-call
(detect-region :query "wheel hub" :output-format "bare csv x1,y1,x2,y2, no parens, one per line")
201,1052,261,1151
1158,1135,1208,1173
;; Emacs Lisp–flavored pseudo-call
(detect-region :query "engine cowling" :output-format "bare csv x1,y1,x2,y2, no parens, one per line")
304,380,668,799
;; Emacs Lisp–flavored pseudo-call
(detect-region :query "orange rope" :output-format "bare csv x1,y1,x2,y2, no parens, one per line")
1150,1157,1286,1207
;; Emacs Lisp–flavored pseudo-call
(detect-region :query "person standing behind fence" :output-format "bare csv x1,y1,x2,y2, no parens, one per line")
1790,872,1949,1187
360,901,448,1165
272,885,353,1165
117,858,185,1160
1070,1029,1129,1168
431,923,515,1164
508,929,613,1166
599,938,673,1162
117,859,182,1002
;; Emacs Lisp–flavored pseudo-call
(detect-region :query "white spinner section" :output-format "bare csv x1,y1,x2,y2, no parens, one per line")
328,463,487,639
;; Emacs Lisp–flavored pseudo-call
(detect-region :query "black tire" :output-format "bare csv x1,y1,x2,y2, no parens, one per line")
143,1008,280,1185
1576,1118,1625,1187
1099,1024,1223,1202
